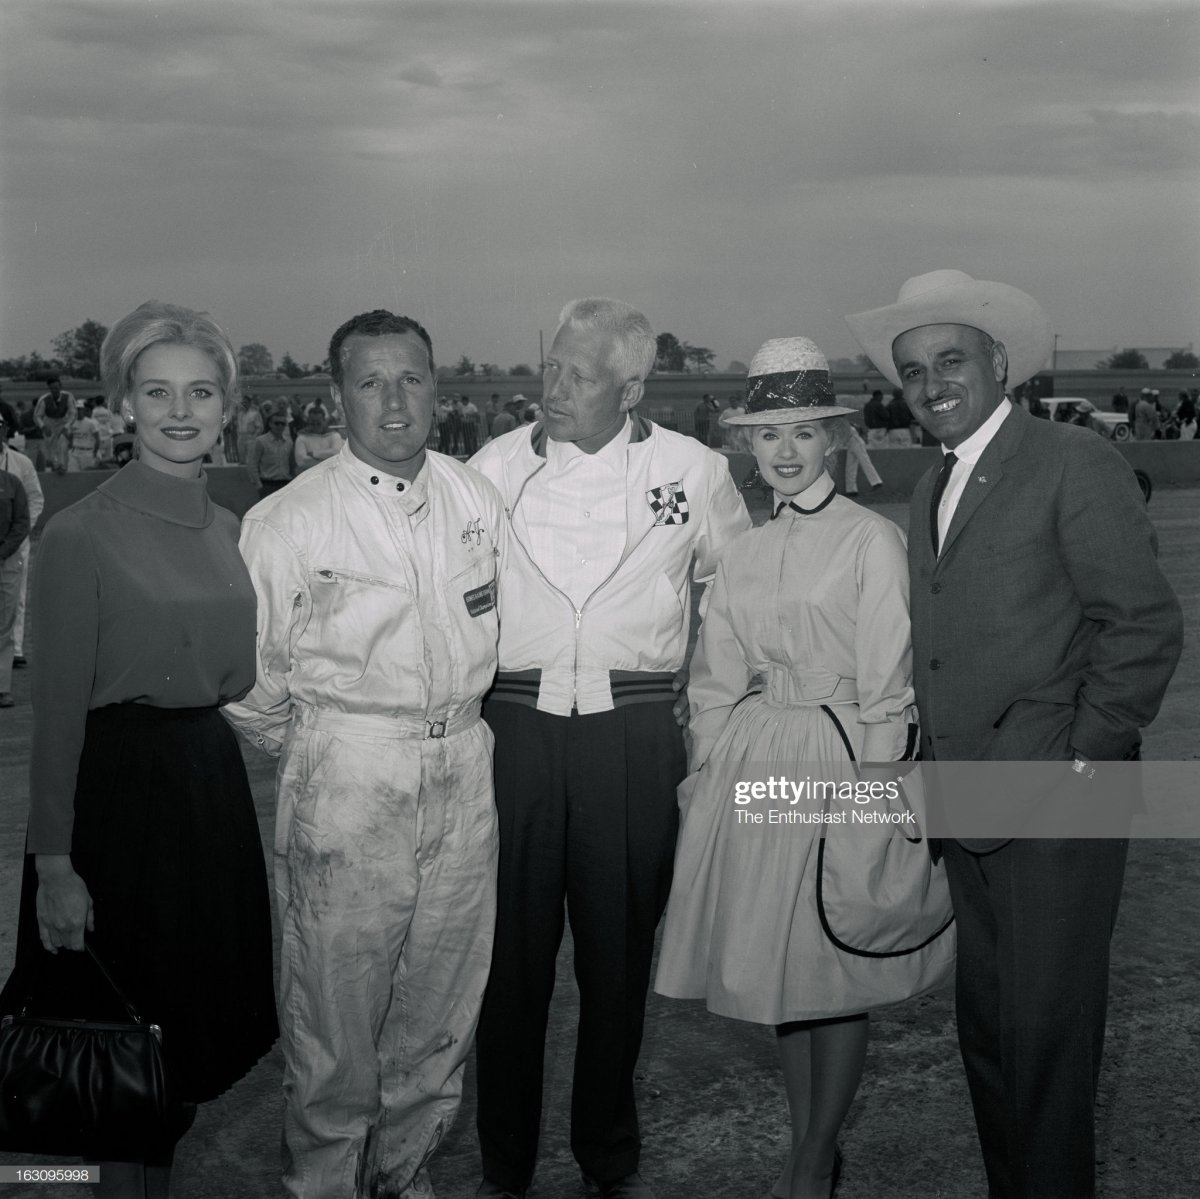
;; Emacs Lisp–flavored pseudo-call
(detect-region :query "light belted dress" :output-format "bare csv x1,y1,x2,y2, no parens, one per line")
655,473,954,1023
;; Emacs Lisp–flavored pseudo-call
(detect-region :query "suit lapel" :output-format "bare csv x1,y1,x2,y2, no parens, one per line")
910,461,938,571
937,405,1029,563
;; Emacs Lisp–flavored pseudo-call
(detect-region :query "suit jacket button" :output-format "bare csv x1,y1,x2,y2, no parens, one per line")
929,658,941,670
931,582,942,594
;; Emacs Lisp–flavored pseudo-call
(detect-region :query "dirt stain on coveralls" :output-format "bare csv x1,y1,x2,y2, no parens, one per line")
293,839,348,910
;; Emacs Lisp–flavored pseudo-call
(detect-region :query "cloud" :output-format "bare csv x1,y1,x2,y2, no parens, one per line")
1,0,1196,364
397,63,443,88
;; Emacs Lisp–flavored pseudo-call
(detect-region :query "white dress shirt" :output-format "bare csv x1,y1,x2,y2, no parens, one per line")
935,398,1012,553
520,417,631,609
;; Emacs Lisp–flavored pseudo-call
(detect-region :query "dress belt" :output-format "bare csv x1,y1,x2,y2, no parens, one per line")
292,702,481,740
764,670,859,707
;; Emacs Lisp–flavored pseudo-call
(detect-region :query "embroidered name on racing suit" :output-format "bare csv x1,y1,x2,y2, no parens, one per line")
463,578,497,617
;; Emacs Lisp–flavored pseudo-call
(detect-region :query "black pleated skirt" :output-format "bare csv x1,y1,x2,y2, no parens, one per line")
3,704,278,1104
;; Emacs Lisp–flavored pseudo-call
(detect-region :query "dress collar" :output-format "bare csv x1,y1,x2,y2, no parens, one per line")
98,459,213,529
771,471,836,519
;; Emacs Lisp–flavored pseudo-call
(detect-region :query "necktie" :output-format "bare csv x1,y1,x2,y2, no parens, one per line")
929,451,958,555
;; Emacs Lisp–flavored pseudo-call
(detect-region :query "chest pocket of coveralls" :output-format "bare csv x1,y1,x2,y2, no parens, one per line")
308,567,420,667
448,551,499,640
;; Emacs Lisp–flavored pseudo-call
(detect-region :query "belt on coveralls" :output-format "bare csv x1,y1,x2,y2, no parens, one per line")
292,702,482,740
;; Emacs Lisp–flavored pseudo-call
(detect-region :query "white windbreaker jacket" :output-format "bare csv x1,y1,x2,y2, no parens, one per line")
468,414,751,715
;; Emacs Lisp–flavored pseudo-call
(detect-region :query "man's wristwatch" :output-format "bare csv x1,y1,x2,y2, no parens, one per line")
1071,755,1096,780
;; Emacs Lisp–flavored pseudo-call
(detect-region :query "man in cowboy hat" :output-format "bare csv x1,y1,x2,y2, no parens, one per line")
468,297,750,1199
847,270,1182,1199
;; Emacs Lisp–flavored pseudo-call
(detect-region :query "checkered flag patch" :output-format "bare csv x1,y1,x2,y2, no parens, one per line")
647,481,689,525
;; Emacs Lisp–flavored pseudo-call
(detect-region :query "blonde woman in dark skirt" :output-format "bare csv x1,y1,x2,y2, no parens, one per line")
1,302,277,1198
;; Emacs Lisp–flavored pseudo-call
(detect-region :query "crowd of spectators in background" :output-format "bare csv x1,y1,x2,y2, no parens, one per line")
1,374,1195,493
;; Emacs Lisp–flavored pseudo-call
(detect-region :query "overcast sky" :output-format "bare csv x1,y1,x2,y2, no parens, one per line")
2,0,1197,371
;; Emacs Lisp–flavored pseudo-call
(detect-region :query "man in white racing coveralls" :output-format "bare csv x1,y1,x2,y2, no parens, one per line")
225,310,504,1199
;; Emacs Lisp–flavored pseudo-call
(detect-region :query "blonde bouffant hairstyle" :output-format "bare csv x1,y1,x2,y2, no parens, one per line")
727,413,853,455
101,301,240,420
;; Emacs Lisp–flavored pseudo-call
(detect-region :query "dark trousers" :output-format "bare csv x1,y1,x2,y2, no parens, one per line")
259,477,290,499
942,838,1128,1199
475,699,686,1190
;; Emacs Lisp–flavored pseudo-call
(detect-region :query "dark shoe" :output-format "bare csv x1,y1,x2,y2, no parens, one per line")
581,1172,655,1199
476,1180,526,1199
845,490,859,497
12,655,26,668
870,482,883,490
0,693,15,708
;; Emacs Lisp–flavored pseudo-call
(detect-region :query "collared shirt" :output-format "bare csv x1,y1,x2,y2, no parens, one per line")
249,430,293,481
224,444,504,754
35,391,76,425
0,443,44,536
521,417,631,608
935,398,1012,552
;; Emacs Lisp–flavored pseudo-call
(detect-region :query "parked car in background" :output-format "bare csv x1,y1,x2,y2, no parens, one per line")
1041,397,1132,441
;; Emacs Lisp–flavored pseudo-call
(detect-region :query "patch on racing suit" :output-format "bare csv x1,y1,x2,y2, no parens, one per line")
647,481,689,525
463,577,497,617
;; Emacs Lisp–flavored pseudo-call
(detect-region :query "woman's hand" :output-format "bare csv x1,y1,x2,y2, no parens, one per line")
671,668,690,728
34,855,94,953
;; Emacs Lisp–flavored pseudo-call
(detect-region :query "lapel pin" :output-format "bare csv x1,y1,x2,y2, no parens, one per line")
977,475,987,483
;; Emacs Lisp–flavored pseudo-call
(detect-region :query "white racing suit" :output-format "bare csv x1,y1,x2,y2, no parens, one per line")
225,443,504,1199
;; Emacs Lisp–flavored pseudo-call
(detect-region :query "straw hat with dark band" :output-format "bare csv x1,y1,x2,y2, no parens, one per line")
721,337,856,426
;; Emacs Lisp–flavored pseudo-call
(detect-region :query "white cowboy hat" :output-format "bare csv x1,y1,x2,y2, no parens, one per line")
722,337,856,426
845,269,1053,389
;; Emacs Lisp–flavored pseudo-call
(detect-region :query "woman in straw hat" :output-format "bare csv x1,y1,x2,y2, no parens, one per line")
655,338,954,1199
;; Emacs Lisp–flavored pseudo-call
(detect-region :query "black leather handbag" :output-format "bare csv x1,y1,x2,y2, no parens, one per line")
0,942,170,1159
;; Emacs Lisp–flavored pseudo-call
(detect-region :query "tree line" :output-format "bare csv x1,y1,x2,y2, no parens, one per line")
1095,348,1199,370
2,321,1195,382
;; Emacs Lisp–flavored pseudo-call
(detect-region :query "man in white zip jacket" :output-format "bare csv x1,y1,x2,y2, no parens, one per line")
468,298,751,1199
226,310,505,1199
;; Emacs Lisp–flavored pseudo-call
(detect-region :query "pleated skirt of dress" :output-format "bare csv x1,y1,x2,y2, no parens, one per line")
655,694,954,1025
3,703,278,1104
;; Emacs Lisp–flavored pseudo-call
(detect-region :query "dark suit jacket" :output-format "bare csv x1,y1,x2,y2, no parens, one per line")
910,405,1182,774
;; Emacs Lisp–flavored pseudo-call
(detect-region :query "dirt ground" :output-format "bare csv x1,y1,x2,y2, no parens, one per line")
1,487,1197,1199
